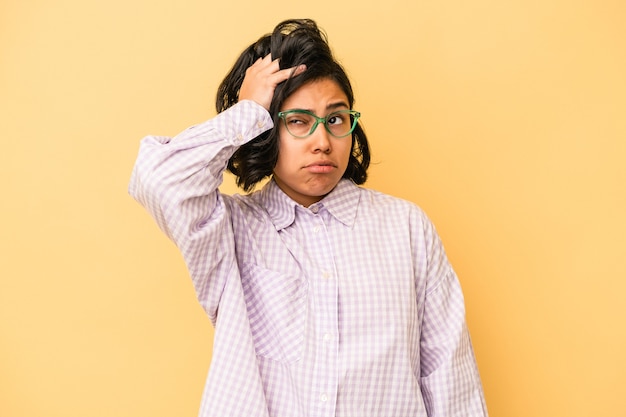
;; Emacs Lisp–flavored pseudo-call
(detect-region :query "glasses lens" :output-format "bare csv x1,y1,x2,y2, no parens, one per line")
282,111,316,137
326,111,355,137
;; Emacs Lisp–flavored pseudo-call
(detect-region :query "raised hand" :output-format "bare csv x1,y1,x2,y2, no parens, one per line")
238,54,306,111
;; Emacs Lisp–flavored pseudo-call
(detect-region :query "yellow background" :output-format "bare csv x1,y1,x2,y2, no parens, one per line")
1,0,625,416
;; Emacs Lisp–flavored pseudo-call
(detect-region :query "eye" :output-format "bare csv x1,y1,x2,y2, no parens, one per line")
286,115,311,126
327,112,348,126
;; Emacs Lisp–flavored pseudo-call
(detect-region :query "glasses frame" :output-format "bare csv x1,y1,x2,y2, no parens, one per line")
277,109,361,138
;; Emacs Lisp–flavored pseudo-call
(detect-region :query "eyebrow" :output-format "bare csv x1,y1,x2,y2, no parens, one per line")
284,101,350,114
325,101,350,111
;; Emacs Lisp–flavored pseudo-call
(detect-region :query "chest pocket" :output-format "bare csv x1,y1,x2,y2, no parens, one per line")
240,263,308,364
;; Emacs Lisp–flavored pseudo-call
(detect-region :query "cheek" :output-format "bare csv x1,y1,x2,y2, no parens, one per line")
275,139,299,171
341,141,354,163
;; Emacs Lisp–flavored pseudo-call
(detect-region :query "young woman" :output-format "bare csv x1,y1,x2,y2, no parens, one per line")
130,18,488,417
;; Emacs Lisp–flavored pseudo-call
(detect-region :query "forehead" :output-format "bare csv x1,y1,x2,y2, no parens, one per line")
281,78,349,110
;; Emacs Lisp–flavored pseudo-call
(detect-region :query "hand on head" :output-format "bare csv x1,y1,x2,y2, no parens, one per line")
238,54,306,111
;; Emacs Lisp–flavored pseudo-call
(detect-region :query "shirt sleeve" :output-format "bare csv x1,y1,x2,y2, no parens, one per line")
418,215,489,416
128,100,273,323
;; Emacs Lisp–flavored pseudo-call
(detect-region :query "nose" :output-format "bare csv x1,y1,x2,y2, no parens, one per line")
311,123,331,154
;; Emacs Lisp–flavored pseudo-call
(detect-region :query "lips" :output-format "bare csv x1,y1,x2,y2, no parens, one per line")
305,160,336,168
304,160,337,173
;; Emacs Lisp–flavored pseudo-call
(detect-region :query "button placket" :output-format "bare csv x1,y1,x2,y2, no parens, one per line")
300,207,338,414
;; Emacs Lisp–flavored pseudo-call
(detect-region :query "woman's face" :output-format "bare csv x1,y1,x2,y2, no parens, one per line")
272,78,353,207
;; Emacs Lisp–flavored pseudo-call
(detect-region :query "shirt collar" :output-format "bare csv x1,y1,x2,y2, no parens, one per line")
260,178,361,231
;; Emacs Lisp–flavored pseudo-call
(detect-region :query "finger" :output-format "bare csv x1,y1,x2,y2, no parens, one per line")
257,54,278,69
269,64,306,85
246,54,274,73
291,64,307,77
246,58,280,82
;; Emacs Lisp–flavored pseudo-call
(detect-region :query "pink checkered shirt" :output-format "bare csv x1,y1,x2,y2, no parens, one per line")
129,100,488,417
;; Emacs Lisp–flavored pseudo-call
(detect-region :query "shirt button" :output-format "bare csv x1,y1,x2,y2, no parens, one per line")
322,271,331,279
257,121,264,128
313,226,320,233
235,134,243,144
320,393,328,402
310,205,319,214
323,332,332,342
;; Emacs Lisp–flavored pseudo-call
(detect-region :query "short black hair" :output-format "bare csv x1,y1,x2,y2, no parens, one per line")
216,19,370,192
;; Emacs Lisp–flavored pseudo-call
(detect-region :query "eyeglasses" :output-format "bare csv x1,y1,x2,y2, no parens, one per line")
277,109,361,138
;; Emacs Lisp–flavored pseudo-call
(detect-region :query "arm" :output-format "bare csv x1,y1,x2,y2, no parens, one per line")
128,101,272,322
418,216,489,416
128,55,306,322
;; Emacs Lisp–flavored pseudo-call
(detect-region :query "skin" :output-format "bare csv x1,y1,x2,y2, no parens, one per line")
239,55,352,207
